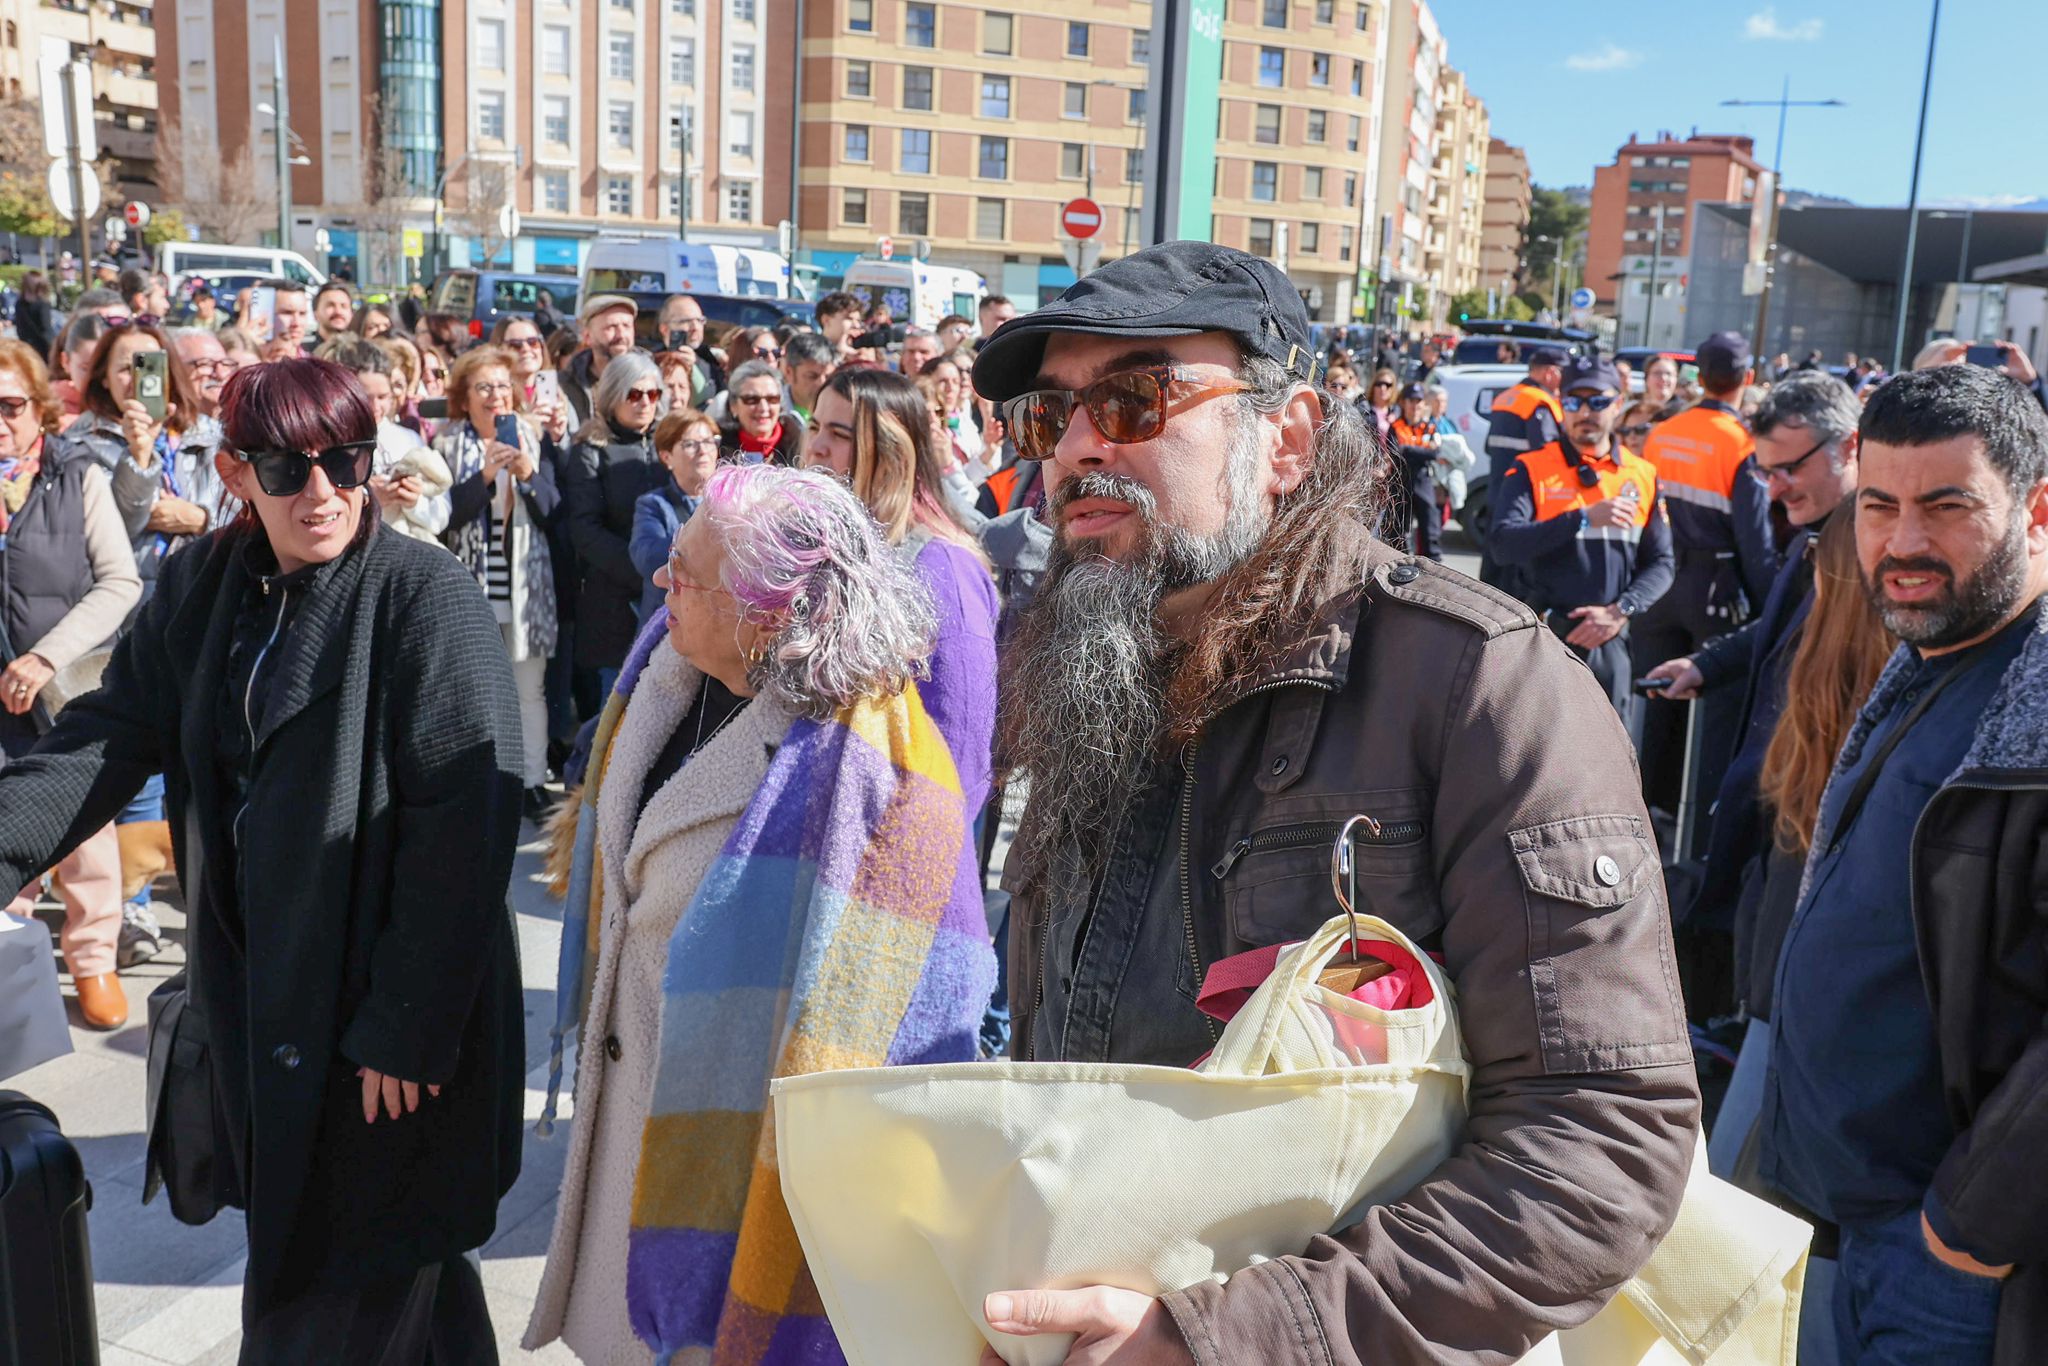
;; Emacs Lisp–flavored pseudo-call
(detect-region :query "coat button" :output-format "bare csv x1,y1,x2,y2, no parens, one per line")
1270,755,1290,776
1388,564,1421,585
272,1044,300,1070
1594,855,1622,887
605,1035,623,1062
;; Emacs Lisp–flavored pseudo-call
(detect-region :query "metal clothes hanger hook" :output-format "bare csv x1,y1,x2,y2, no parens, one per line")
1328,814,1382,964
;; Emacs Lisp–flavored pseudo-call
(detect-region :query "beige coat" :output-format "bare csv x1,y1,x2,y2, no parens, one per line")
524,643,790,1363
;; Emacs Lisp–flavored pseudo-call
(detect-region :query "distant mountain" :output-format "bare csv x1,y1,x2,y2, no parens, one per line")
1784,188,1856,209
1924,196,2048,213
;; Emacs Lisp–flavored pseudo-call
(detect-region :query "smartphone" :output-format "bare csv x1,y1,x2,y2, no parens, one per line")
1965,343,2005,369
494,413,522,448
416,396,449,420
248,285,277,341
1631,676,1672,696
133,350,168,422
531,369,562,411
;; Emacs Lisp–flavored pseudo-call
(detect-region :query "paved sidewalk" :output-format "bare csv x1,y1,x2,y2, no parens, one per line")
11,833,578,1364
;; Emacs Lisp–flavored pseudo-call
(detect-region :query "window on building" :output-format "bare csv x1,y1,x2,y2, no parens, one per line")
1126,147,1142,183
732,0,756,21
1310,52,1329,86
978,135,1009,179
1671,156,1690,167
606,175,632,215
1254,105,1281,144
901,127,931,173
543,95,570,146
667,177,687,218
475,18,505,70
1350,59,1363,96
843,187,868,225
899,191,929,236
670,111,693,153
903,66,934,110
1129,88,1145,122
984,12,1012,55
1340,225,1354,261
1124,207,1141,242
975,197,1005,239
1306,109,1326,143
848,0,872,31
1343,172,1356,206
1249,218,1275,257
611,0,633,10
1300,222,1321,253
728,110,754,156
845,59,870,97
1346,114,1361,151
1067,21,1089,56
671,40,695,84
1315,0,1333,21
727,180,753,222
673,0,695,15
981,74,1011,118
478,90,505,142
844,124,869,161
608,33,634,80
1251,162,1278,201
1355,2,1370,28
608,101,634,149
1303,166,1324,198
1060,142,1085,178
1261,0,1286,27
542,25,571,77
1064,83,1087,118
906,2,936,46
1132,29,1150,64
1258,47,1284,87
542,171,570,212
732,44,755,91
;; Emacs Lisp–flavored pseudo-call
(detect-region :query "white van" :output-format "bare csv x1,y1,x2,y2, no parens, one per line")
840,259,985,331
155,242,326,289
580,238,794,303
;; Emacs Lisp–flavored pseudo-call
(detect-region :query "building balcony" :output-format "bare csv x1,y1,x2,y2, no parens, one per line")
99,69,156,112
97,122,155,162
39,2,156,60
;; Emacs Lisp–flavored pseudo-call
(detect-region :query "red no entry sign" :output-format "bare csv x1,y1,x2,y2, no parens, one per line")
1061,198,1103,240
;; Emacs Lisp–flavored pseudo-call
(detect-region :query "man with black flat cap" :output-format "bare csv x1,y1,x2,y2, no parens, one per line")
1489,351,1675,721
971,240,1696,1366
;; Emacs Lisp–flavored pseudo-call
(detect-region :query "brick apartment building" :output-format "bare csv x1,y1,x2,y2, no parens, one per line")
1586,129,1765,324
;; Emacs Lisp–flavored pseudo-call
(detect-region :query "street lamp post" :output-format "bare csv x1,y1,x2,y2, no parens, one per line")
1720,78,1844,360
1928,208,1976,334
1891,0,1943,371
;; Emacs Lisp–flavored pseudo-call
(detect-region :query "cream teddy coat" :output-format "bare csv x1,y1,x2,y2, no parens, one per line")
524,642,791,1363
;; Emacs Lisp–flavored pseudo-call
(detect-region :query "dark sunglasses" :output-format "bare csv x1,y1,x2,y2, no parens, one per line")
237,440,377,497
507,336,545,349
1759,435,1828,484
734,392,779,406
1560,393,1618,413
1004,365,1254,462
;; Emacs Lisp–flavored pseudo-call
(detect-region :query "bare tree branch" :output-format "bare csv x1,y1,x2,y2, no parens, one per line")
156,110,272,245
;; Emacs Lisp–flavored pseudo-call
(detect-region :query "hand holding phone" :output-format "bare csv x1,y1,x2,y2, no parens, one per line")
133,350,169,422
1964,342,2005,369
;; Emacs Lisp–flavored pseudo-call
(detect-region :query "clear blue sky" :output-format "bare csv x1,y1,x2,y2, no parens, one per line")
1435,0,2048,207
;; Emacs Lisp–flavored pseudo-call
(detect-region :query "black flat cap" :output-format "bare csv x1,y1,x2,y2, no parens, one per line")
971,241,1315,404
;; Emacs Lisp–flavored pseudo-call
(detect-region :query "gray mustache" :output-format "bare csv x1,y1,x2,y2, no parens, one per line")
1047,472,1158,520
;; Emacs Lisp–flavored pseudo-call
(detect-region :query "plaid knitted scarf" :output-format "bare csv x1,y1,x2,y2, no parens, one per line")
537,610,994,1363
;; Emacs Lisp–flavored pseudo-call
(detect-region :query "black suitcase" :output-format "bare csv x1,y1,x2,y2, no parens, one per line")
0,1092,98,1365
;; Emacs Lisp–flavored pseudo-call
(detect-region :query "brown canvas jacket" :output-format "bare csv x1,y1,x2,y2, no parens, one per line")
1007,533,1700,1364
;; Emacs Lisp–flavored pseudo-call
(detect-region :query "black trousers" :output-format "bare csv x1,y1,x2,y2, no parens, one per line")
240,1253,496,1366
1629,559,1742,843
1547,613,1635,732
1399,449,1443,561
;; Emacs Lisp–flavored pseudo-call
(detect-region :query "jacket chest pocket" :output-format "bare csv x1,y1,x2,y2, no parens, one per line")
1209,792,1440,953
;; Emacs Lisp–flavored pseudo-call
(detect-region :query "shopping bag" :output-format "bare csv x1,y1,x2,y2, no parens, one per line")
0,914,74,1082
773,909,1469,1366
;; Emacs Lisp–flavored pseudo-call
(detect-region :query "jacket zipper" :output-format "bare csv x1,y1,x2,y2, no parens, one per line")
1210,817,1426,880
234,579,289,851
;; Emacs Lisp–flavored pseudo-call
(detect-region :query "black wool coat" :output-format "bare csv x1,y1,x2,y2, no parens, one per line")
562,419,665,672
0,518,527,1316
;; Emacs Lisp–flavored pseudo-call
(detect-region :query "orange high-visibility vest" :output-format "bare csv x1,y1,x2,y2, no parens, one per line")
1515,440,1661,544
1641,399,1753,519
1490,380,1565,428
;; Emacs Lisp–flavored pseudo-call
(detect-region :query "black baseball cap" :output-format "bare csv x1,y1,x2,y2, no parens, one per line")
1399,382,1426,400
1563,354,1623,393
1696,330,1753,375
1527,345,1569,369
972,241,1314,403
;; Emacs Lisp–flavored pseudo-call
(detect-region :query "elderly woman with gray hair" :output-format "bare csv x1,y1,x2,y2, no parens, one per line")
525,463,994,1364
563,349,669,689
717,358,807,466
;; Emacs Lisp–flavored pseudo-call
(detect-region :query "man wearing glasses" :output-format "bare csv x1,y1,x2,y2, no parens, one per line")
1489,352,1674,719
971,242,1695,1365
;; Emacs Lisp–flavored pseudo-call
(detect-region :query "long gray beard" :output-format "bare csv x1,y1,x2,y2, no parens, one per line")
999,420,1269,886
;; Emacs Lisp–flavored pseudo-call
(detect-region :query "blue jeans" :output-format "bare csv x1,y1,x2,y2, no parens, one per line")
116,773,166,910
1708,1016,1772,1178
1832,1208,2001,1365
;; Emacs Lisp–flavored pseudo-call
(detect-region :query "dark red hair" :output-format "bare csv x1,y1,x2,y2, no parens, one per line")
219,356,378,456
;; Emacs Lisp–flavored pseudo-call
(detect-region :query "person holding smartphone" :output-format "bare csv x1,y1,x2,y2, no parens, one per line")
434,345,560,823
1913,337,2048,413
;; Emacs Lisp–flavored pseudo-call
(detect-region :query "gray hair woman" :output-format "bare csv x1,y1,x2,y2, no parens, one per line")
561,348,668,687
718,357,806,465
528,464,994,1363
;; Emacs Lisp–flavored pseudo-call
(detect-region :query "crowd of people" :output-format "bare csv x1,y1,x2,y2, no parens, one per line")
0,236,2045,1366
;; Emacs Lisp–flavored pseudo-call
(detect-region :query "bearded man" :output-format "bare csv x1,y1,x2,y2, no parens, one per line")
970,242,1699,1365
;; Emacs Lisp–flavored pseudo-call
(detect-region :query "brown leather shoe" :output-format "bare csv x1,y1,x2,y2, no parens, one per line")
74,973,129,1031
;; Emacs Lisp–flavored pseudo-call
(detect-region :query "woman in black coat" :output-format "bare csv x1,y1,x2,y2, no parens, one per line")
13,271,55,363
560,349,666,682
0,358,527,1360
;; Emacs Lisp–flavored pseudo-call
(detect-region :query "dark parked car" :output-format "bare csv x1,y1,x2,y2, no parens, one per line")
427,270,580,341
